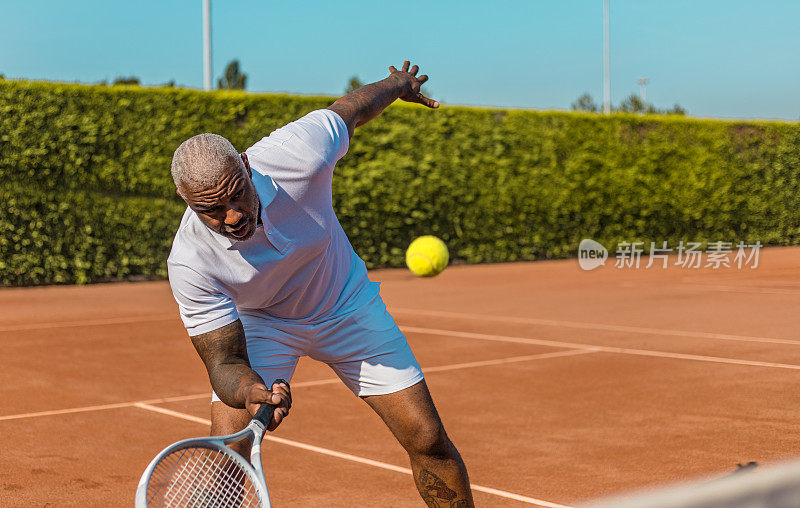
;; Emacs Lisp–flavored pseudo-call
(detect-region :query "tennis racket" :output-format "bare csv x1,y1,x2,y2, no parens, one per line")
135,379,288,508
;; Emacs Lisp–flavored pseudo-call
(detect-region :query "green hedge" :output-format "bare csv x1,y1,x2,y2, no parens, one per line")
2,79,799,285
1,183,182,284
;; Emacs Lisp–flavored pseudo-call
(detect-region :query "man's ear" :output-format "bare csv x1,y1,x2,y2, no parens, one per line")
241,152,252,178
175,187,188,204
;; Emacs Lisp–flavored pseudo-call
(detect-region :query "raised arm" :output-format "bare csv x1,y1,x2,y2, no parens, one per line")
328,60,439,139
190,319,291,429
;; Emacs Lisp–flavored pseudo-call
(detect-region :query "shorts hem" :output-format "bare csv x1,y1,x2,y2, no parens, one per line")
355,371,425,398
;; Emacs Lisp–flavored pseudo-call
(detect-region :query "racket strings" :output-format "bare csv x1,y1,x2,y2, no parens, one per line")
159,448,256,508
165,450,237,507
171,450,255,508
147,446,261,507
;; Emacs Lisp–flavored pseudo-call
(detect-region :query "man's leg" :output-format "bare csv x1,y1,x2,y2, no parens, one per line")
362,380,474,508
211,402,252,456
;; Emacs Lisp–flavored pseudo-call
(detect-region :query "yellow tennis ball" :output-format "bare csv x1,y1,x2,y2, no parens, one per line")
405,236,449,277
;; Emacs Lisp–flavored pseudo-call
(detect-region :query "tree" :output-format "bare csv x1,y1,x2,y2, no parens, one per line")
570,92,686,115
112,76,140,86
617,93,647,113
345,76,363,94
666,104,686,116
617,94,687,115
218,60,247,90
571,93,599,112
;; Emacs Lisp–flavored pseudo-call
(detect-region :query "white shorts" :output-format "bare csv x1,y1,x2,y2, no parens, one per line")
211,295,423,400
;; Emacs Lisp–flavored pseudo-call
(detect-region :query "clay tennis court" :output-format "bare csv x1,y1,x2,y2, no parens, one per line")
2,246,799,507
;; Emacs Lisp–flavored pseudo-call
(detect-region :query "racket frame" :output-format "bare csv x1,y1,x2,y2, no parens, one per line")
135,401,277,507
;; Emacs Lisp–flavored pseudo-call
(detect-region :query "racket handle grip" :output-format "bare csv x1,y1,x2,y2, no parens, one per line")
253,378,290,429
253,402,276,428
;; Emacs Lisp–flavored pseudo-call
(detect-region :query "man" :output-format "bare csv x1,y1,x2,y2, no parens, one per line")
167,61,473,506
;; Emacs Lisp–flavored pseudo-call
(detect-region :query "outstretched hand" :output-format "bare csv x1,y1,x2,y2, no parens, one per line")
388,60,439,109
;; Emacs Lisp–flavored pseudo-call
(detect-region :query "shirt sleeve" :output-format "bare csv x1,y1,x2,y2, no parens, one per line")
290,109,350,163
168,261,239,336
246,109,350,172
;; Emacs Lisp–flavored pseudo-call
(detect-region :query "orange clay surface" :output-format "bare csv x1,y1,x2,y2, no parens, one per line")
1,247,800,507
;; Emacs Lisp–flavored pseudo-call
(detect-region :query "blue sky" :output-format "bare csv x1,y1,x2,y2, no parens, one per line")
1,0,798,120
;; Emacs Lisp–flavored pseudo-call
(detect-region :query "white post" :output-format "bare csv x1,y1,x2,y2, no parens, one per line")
638,77,649,103
603,0,611,114
203,0,212,91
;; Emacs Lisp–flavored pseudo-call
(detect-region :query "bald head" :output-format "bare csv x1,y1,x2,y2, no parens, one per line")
170,133,260,242
171,133,243,191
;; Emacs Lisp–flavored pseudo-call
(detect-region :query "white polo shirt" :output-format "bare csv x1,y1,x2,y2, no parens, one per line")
167,109,380,336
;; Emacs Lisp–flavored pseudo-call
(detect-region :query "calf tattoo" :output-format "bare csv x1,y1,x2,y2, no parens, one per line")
418,469,468,508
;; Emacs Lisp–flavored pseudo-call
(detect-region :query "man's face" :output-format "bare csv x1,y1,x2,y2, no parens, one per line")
178,153,260,242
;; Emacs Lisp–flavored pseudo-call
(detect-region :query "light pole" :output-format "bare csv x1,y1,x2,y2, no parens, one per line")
603,0,610,114
638,77,649,103
203,0,212,91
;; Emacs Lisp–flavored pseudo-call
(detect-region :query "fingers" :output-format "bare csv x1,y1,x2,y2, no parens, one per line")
267,380,291,430
390,61,423,79
267,409,284,431
245,381,292,430
388,61,439,109
247,384,271,405
419,94,440,109
409,92,439,109
391,61,419,76
271,381,291,409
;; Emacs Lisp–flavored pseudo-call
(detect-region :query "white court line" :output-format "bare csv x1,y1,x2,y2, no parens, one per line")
422,349,597,373
0,393,208,421
9,304,800,348
392,308,800,347
0,379,338,422
0,350,586,422
0,400,144,421
401,326,800,371
688,284,800,296
133,403,210,425
134,403,572,508
0,314,175,332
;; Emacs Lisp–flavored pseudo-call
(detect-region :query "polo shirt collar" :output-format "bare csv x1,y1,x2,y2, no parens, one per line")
208,170,278,248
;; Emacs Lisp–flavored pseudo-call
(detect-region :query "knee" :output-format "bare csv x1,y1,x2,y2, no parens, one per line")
404,421,453,461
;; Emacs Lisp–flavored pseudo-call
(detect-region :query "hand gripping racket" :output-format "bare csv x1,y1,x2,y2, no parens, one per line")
135,379,288,508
